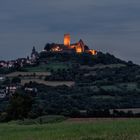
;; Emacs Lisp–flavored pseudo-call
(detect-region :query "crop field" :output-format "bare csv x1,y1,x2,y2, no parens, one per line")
0,118,140,140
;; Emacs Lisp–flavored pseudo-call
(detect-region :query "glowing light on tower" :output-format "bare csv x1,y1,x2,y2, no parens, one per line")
64,34,70,46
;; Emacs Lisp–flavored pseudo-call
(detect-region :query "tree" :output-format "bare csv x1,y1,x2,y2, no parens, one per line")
7,92,33,120
44,43,51,51
11,77,21,84
3,77,10,85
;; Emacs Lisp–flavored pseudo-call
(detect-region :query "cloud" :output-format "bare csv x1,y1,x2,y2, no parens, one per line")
0,0,140,64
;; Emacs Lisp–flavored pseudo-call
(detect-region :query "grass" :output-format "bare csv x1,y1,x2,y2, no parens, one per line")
101,85,121,92
25,65,49,72
80,64,126,70
16,115,66,125
117,83,139,91
99,83,140,92
6,72,51,77
25,62,70,72
0,119,140,140
45,62,71,71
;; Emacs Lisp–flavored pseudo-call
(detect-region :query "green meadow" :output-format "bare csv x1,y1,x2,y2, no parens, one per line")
25,62,70,72
0,119,140,140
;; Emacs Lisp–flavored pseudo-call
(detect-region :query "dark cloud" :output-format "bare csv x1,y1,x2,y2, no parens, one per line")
0,0,140,64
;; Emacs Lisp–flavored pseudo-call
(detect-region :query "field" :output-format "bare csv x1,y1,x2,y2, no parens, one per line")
0,118,140,140
80,64,126,70
25,62,71,72
21,79,75,87
6,72,51,77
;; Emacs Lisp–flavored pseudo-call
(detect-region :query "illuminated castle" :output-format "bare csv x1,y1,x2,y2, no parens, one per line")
44,34,97,55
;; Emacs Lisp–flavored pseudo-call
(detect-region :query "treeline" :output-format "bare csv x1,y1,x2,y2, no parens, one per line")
43,64,140,85
39,51,128,66
1,82,140,122
45,68,80,81
77,65,140,85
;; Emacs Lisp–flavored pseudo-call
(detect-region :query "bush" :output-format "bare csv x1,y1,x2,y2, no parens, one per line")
0,112,8,122
17,115,66,125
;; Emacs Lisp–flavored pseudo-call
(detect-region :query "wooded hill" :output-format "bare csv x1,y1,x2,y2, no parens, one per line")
0,51,140,121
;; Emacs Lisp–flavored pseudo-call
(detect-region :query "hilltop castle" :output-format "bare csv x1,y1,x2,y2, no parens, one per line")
43,34,97,55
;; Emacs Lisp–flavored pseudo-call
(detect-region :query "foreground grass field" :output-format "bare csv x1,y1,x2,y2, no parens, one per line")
0,118,140,140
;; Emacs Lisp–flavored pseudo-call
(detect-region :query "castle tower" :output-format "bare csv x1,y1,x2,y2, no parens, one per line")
64,34,70,46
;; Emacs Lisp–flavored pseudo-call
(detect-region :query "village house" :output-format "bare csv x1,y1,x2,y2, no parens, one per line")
0,89,6,99
0,75,5,81
25,87,38,93
6,84,21,95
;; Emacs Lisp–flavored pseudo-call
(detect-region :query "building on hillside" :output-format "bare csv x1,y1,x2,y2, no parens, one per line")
6,84,21,95
0,75,5,81
31,46,39,61
43,34,97,55
24,87,38,93
0,89,6,99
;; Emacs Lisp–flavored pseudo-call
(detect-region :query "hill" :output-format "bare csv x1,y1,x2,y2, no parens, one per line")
0,51,140,121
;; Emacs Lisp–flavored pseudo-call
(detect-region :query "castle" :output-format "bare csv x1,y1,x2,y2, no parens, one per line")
44,34,97,55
